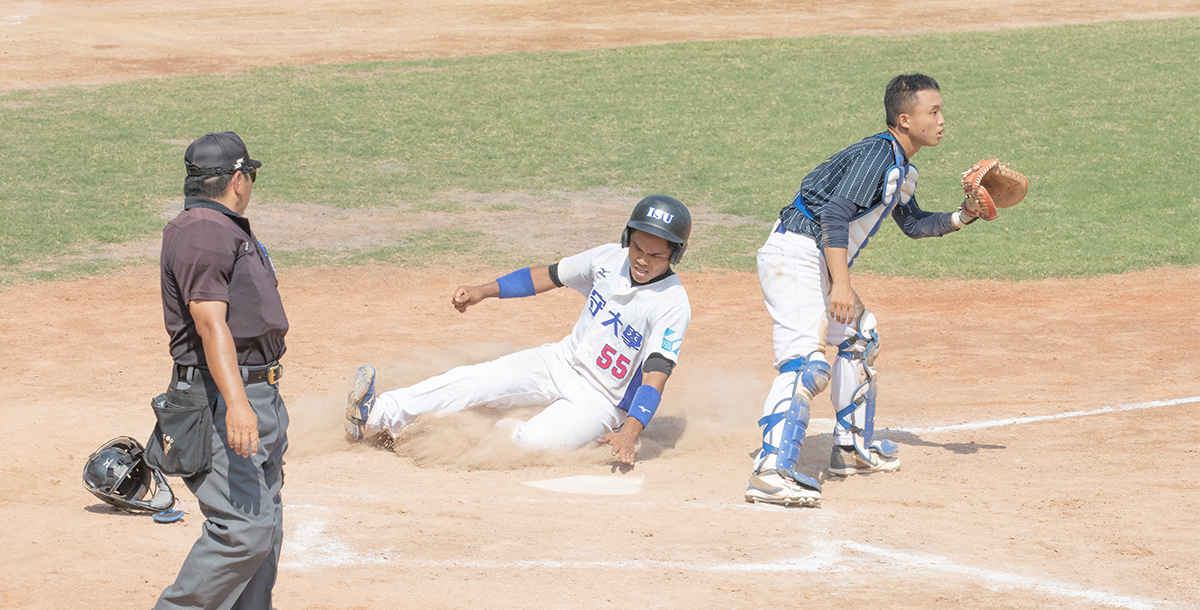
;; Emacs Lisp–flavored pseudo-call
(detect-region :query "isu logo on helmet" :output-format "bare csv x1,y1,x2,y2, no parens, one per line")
646,207,675,224
622,195,692,265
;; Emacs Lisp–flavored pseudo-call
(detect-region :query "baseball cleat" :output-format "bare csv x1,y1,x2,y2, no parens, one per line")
828,444,900,476
345,365,377,441
744,469,821,507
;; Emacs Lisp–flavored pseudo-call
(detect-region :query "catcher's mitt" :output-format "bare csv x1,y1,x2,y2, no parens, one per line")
961,159,1028,221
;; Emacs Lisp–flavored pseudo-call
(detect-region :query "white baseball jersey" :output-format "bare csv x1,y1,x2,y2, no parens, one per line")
368,243,690,448
555,243,691,407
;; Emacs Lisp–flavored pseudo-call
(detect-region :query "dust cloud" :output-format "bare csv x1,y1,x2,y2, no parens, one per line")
283,344,772,469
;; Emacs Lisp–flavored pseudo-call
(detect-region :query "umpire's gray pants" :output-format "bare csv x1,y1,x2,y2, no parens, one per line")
155,370,289,610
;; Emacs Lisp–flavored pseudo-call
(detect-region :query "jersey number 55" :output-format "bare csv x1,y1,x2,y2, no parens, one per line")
596,344,630,379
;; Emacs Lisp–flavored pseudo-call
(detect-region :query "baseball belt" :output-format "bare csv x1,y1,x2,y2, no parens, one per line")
175,362,283,386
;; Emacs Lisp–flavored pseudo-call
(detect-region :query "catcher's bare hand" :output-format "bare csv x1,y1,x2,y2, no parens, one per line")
954,206,980,228
828,281,856,325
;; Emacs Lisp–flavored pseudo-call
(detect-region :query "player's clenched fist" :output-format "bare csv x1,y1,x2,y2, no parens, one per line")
451,283,497,313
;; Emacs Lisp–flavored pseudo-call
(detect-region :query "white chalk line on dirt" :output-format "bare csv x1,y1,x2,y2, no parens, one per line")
837,541,1179,610
280,517,1179,610
280,505,392,569
888,395,1200,435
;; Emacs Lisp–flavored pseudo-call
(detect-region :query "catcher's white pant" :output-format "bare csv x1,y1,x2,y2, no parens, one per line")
754,223,872,470
368,341,623,449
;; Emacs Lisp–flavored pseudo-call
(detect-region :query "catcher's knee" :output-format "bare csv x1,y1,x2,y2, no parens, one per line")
836,311,879,369
779,351,831,399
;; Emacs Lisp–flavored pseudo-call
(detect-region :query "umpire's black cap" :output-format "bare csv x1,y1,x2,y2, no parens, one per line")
185,132,262,177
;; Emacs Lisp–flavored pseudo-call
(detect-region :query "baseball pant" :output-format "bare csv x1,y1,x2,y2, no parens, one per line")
155,369,289,610
369,341,622,449
754,224,871,470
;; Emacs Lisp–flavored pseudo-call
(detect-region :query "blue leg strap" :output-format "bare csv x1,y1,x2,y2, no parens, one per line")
836,376,878,461
757,411,785,455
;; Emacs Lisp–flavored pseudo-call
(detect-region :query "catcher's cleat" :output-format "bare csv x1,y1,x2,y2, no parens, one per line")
345,365,378,441
744,469,821,507
828,444,900,476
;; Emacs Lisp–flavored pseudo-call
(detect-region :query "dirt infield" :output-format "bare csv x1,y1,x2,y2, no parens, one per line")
2,2,1199,609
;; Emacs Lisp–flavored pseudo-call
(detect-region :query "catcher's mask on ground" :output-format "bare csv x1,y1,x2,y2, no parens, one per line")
621,194,691,265
83,436,176,513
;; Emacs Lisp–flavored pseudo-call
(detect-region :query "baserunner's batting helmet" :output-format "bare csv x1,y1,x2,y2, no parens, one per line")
83,436,176,513
621,195,691,265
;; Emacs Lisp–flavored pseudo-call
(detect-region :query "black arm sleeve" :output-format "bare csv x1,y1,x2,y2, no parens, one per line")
547,263,564,288
819,195,858,249
892,200,958,239
641,353,676,377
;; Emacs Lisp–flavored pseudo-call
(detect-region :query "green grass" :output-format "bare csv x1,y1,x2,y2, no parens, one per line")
1,18,1196,283
274,229,493,268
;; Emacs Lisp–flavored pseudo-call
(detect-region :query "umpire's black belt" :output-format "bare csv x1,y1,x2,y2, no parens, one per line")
176,362,283,386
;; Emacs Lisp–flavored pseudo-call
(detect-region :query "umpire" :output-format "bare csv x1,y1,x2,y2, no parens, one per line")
155,132,289,609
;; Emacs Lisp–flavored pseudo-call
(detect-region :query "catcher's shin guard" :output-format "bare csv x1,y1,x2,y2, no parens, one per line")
833,311,897,463
758,352,830,490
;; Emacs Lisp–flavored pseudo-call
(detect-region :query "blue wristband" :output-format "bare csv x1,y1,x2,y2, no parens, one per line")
496,267,536,299
627,385,661,428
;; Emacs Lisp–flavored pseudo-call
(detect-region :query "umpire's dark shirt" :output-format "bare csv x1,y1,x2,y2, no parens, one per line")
161,197,288,367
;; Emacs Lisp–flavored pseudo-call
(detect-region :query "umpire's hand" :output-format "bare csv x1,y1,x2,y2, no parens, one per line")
225,401,260,459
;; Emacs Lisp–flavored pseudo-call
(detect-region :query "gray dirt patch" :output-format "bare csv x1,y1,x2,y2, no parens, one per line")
72,187,763,267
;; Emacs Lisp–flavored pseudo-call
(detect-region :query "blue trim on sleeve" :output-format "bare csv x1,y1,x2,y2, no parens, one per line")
628,385,662,428
615,367,644,414
496,267,536,298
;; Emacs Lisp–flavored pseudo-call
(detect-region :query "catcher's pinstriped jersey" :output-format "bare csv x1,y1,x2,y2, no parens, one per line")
779,133,955,256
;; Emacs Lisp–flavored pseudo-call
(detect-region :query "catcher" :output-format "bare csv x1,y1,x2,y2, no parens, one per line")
745,73,1026,507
